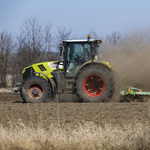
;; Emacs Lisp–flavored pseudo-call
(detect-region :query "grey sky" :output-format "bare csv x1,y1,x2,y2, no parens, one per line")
0,0,150,37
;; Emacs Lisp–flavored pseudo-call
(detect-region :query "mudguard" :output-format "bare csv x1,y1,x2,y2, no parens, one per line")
75,60,112,77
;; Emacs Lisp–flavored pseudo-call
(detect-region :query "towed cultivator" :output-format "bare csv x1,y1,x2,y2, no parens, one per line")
120,86,150,102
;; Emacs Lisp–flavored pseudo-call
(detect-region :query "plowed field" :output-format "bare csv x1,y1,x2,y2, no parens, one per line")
0,93,149,128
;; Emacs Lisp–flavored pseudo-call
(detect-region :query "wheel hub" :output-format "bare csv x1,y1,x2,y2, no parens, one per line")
83,74,105,97
32,88,39,95
27,84,43,100
94,83,99,89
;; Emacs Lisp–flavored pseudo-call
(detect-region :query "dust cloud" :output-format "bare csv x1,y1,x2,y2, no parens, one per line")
100,30,150,101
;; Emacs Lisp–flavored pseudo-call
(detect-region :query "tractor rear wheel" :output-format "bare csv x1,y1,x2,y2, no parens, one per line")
20,76,51,103
75,65,114,102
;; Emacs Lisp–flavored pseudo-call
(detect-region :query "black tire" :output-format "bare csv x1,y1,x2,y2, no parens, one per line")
20,76,51,103
75,65,114,102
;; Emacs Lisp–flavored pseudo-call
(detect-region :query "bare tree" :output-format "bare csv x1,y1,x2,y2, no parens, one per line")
106,32,122,46
0,31,14,88
55,26,72,50
101,32,123,52
17,17,44,66
89,28,102,39
44,23,55,60
16,17,55,73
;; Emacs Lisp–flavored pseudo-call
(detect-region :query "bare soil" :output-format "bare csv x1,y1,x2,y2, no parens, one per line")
0,93,149,129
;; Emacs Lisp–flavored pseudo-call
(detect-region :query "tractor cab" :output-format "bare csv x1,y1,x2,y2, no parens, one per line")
60,35,102,77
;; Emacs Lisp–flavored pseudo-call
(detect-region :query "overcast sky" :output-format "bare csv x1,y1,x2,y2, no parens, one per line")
0,0,150,38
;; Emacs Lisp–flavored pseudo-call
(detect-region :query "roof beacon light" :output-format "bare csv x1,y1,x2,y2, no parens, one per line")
87,34,91,42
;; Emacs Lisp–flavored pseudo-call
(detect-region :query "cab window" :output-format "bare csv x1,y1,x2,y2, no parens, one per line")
66,43,91,76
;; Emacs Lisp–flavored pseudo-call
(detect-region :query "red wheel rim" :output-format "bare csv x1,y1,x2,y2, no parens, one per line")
27,83,44,100
83,74,105,97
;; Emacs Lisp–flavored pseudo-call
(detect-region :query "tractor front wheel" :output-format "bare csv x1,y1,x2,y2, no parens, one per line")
20,76,51,103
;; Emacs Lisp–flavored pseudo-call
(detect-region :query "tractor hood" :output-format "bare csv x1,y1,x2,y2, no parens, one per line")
22,61,63,81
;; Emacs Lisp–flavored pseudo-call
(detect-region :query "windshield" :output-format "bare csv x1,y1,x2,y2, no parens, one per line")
66,43,91,76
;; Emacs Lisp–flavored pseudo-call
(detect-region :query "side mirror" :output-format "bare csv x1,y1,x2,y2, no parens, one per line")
59,46,63,56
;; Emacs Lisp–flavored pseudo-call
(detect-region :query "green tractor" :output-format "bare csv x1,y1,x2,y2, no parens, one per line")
14,35,114,103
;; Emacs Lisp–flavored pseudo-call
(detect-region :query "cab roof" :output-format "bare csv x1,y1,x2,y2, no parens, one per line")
62,39,102,43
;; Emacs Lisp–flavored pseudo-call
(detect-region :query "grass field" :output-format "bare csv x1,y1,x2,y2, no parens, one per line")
0,121,150,150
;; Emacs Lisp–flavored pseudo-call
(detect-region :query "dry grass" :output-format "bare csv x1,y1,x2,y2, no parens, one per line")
0,120,149,150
